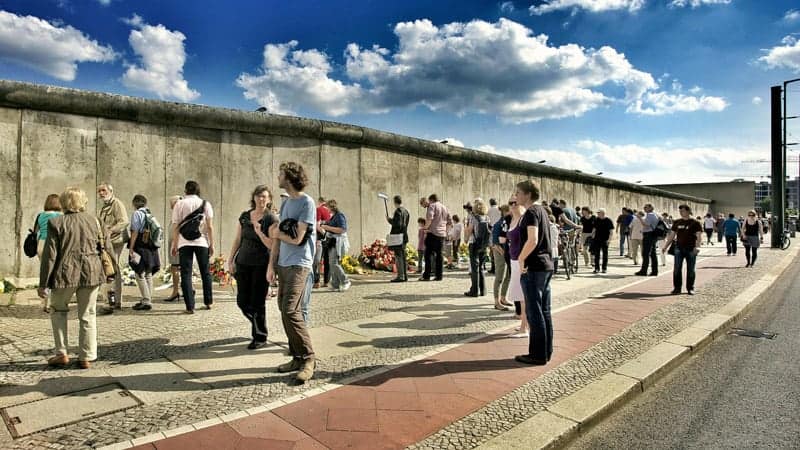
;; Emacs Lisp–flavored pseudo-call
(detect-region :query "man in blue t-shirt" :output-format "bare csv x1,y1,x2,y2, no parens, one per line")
722,213,741,256
268,162,316,383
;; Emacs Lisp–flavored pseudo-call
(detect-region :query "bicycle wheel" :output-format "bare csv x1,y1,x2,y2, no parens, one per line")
782,236,791,250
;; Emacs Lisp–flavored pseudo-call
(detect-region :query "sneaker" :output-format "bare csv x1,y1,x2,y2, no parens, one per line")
340,281,352,292
670,289,681,295
132,302,152,311
634,271,647,276
247,340,267,350
687,290,695,295
296,359,316,383
514,355,546,365
277,358,303,373
510,332,529,338
602,269,607,273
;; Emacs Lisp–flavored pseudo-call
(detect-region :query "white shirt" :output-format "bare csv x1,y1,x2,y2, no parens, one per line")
630,217,644,240
703,217,716,230
171,195,214,249
488,206,502,226
450,222,463,241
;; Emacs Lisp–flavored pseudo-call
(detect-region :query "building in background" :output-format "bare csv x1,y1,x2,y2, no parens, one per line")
753,177,800,211
649,180,756,219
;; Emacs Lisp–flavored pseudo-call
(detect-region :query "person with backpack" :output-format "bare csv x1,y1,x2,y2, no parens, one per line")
464,198,490,298
24,194,63,311
97,183,129,315
635,203,661,277
128,195,162,311
171,181,215,314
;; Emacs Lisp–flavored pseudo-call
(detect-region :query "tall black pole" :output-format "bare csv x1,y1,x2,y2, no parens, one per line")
771,85,785,248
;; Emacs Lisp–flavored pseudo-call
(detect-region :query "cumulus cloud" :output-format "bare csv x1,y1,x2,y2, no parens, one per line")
121,14,199,101
759,35,800,73
0,10,116,81
669,0,731,7
238,18,723,122
784,9,800,23
752,96,762,105
530,0,644,15
478,140,766,185
500,1,515,13
629,91,727,115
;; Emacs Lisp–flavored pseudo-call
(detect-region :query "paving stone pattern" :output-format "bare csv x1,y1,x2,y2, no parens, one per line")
0,247,783,449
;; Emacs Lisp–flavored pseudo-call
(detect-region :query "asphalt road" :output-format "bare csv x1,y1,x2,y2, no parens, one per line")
570,258,800,450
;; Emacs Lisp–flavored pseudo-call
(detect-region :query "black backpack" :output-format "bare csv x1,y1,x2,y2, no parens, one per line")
472,215,491,251
23,214,40,258
655,219,669,239
178,201,206,241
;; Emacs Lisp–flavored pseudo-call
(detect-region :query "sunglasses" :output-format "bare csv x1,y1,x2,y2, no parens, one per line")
509,201,516,206
748,214,755,217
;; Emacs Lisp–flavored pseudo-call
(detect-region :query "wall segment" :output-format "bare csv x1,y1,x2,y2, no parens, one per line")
0,80,710,277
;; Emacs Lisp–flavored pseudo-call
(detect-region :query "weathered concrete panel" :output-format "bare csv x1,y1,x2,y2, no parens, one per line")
321,142,361,251
165,126,222,248
574,182,595,210
272,137,320,200
19,111,97,277
541,177,573,206
418,157,443,221
220,131,273,257
441,162,465,214
0,107,20,276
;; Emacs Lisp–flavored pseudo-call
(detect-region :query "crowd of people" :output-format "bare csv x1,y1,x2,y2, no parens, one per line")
32,171,771,375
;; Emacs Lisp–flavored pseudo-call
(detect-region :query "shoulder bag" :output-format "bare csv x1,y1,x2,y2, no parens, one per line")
95,218,117,281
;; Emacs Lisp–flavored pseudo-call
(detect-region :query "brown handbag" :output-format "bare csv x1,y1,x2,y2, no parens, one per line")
95,218,117,281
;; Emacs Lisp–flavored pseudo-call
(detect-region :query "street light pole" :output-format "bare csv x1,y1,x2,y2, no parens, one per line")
783,78,800,238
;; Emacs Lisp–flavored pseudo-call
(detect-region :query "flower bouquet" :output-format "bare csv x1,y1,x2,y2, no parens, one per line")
358,239,396,271
209,256,233,286
341,255,364,274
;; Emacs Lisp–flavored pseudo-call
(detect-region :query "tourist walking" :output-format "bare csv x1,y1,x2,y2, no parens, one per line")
629,211,644,266
591,209,615,274
464,198,490,297
579,207,595,266
703,214,716,245
268,162,316,382
741,210,764,268
34,194,62,311
228,185,277,349
320,199,351,291
447,215,463,269
491,205,512,309
616,208,631,257
314,197,332,288
386,195,410,282
171,180,215,313
38,187,106,369
635,204,659,276
165,195,182,302
715,213,725,243
420,194,449,281
664,205,703,295
723,213,741,255
515,180,554,366
416,217,426,273
487,198,501,274
96,183,128,315
128,195,161,311
507,196,528,337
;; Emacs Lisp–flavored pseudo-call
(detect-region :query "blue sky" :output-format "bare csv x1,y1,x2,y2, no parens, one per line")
1,0,800,184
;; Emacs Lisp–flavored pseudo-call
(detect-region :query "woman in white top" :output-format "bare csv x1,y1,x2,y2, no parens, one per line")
629,211,644,266
703,214,716,245
448,215,464,269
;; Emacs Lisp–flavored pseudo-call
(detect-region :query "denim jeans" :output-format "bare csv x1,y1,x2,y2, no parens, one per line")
521,270,554,361
672,246,697,292
725,235,737,255
329,243,349,289
619,232,628,256
179,246,213,311
468,244,487,295
640,232,658,274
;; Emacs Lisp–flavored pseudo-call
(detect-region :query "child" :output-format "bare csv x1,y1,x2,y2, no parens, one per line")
417,217,427,272
548,214,560,275
449,215,463,269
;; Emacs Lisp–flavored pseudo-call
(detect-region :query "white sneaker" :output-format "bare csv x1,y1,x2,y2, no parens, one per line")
339,281,352,292
511,332,529,338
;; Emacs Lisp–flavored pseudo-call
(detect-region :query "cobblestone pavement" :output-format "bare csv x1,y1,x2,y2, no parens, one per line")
0,245,786,449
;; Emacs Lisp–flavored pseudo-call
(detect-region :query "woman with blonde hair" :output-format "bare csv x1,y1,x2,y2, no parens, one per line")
38,187,108,369
464,198,490,299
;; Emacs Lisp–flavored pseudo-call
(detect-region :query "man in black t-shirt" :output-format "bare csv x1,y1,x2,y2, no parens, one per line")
663,204,703,295
515,180,554,366
579,207,595,266
591,209,615,273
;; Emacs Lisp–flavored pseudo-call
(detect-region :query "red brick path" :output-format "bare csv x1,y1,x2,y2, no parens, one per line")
134,254,740,450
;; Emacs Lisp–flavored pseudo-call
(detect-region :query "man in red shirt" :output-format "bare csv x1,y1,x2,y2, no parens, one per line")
314,197,333,287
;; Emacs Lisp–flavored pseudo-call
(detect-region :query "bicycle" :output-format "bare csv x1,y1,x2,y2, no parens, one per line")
568,230,580,274
779,229,791,250
558,230,578,280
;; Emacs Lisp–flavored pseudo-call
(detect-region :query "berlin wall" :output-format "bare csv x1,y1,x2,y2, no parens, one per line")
0,80,711,278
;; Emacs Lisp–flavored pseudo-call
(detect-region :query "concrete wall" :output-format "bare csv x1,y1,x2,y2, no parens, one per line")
0,80,711,278
651,181,755,219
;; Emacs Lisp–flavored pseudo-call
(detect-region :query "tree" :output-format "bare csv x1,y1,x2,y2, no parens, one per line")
759,198,772,213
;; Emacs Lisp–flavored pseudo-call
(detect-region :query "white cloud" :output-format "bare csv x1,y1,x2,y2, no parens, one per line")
784,9,800,23
478,140,766,185
752,96,762,105
238,18,723,122
629,91,727,115
500,1,515,13
96,0,112,5
669,0,731,7
0,10,116,81
121,14,199,102
759,35,800,73
529,0,644,15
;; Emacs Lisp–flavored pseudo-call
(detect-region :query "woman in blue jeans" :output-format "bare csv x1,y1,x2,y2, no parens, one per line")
663,204,703,295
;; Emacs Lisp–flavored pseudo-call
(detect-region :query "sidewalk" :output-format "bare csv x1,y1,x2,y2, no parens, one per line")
125,247,759,450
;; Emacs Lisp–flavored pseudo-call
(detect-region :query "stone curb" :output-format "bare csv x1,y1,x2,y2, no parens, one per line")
477,244,799,450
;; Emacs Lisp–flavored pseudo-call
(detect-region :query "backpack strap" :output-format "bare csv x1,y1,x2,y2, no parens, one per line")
179,200,206,228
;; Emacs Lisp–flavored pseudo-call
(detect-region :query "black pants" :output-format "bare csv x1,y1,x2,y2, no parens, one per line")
640,232,658,275
321,241,331,284
705,229,713,244
235,264,268,342
422,234,444,280
468,244,486,295
392,245,408,280
745,245,758,265
593,242,609,271
725,235,737,255
179,246,213,311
